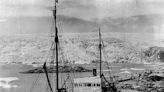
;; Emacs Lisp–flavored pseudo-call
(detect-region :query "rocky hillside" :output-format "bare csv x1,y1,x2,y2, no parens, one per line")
0,33,163,64
144,46,164,62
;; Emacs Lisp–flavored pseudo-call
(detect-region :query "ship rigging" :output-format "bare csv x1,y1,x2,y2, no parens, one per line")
29,0,121,92
43,0,119,91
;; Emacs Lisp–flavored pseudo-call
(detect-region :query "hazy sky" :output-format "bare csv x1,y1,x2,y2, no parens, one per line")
0,0,164,40
0,0,164,20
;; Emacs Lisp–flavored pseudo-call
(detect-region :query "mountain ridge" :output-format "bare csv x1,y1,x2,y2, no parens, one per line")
0,14,163,34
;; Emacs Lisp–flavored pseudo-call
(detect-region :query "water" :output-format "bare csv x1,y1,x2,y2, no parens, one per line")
0,63,156,92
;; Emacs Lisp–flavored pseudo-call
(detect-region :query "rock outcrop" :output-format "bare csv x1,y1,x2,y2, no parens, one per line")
144,46,164,62
20,65,92,73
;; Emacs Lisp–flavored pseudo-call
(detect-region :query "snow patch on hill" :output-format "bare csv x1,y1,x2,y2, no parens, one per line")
0,33,162,64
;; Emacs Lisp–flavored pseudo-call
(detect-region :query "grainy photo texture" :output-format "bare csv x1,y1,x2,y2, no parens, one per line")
0,0,164,92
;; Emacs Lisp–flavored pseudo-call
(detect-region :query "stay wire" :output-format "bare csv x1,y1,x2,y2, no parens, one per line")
101,39,115,83
29,39,53,92
29,72,41,92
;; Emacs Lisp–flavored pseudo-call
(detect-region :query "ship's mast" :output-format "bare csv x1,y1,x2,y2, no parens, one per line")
99,28,102,77
53,0,59,91
99,28,103,92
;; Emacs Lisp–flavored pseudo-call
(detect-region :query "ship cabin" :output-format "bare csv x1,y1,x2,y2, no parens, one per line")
73,77,101,92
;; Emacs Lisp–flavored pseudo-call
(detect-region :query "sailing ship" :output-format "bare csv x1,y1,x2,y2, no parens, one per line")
30,0,120,92
25,0,164,92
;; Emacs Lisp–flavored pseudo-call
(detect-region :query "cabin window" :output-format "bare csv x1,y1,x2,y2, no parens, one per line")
92,84,96,87
82,83,92,87
74,83,78,87
97,84,100,87
87,83,91,87
75,83,101,87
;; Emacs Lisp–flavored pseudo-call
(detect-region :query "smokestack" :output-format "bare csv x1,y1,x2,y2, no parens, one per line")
93,69,97,76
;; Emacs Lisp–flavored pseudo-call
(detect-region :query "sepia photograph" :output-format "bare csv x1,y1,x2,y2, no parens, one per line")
0,0,164,92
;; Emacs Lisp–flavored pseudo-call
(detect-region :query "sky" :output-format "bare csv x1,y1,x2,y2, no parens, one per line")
0,0,164,20
0,0,164,39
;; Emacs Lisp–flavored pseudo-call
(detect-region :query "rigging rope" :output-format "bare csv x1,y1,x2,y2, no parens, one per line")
29,72,42,92
29,15,56,92
29,41,53,92
52,16,74,91
43,62,53,92
101,37,116,83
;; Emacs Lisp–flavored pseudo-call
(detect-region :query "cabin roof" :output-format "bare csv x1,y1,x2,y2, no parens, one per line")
74,77,101,83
